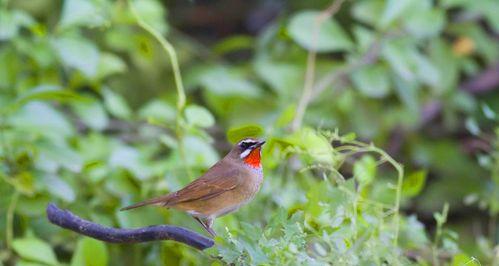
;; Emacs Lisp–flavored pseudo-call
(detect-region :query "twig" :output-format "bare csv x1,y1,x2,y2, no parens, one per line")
291,0,346,131
46,203,214,250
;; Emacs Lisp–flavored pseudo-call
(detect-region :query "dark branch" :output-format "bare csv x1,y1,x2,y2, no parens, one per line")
46,203,214,250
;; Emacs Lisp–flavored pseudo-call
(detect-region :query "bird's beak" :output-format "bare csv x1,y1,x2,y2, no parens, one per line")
253,140,266,148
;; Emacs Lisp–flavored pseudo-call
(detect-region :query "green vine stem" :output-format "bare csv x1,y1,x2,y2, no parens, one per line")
127,0,192,178
127,1,186,111
432,203,449,266
326,131,404,246
6,191,19,250
291,131,405,245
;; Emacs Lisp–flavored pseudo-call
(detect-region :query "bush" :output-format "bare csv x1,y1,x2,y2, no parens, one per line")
0,0,497,265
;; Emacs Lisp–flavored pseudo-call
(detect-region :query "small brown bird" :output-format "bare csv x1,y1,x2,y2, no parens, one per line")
120,138,265,237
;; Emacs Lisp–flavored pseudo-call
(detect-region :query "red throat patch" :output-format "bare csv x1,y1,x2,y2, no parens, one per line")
243,147,262,168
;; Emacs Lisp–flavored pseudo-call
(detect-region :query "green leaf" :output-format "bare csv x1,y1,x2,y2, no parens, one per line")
286,128,334,165
481,103,496,120
351,65,391,98
482,1,499,34
72,98,109,131
353,155,377,186
400,215,429,248
138,100,176,122
16,195,51,216
213,35,254,55
340,132,357,142
405,8,445,38
451,253,480,266
102,88,132,119
10,172,35,196
443,0,499,33
9,102,74,139
12,237,59,265
52,35,100,78
59,0,108,29
109,144,151,180
288,11,352,52
429,39,458,94
382,39,415,81
185,105,215,128
199,67,261,97
352,26,375,51
411,51,440,88
393,75,419,114
380,0,414,27
42,174,76,203
402,170,427,197
71,238,108,266
36,140,83,173
227,124,264,144
0,9,34,40
351,0,385,27
276,105,296,128
465,117,481,135
132,0,169,34
183,136,220,167
97,53,127,79
253,59,303,96
15,85,89,105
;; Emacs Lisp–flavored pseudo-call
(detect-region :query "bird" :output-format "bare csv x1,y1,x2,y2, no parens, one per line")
120,138,266,237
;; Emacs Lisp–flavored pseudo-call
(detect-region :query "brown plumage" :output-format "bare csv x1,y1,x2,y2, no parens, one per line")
120,138,265,237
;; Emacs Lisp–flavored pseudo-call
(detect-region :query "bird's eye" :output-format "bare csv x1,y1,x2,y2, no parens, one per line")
239,141,255,149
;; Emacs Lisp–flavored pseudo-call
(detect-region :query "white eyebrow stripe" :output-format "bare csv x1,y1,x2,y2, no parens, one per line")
238,139,257,145
240,148,251,158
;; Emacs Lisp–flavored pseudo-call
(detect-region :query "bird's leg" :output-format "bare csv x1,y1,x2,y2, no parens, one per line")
193,217,207,230
193,217,217,237
193,217,216,237
205,217,217,237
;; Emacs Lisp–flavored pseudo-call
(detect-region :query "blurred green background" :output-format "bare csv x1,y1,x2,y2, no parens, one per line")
0,0,498,265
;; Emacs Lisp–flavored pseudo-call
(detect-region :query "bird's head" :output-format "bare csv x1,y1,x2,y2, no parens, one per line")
234,138,265,168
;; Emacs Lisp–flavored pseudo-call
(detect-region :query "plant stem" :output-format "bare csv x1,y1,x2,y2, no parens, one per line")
336,138,404,245
128,0,192,178
291,0,346,131
6,191,19,250
369,145,404,245
128,3,186,112
432,203,449,266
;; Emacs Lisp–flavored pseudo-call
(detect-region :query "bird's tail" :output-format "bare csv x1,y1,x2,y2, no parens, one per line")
120,195,171,211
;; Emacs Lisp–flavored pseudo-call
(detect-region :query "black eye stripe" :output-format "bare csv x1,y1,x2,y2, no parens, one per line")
239,141,256,148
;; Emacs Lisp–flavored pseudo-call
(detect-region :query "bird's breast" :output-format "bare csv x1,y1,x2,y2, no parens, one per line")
243,166,263,194
211,167,263,218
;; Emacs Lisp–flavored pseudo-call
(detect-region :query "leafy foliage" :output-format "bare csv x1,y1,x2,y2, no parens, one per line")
0,0,498,265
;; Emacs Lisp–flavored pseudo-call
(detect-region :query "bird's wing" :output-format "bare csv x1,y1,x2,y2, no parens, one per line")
163,164,240,206
120,161,241,211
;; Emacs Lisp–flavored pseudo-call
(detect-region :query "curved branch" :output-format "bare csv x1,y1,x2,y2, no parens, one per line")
46,203,214,250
